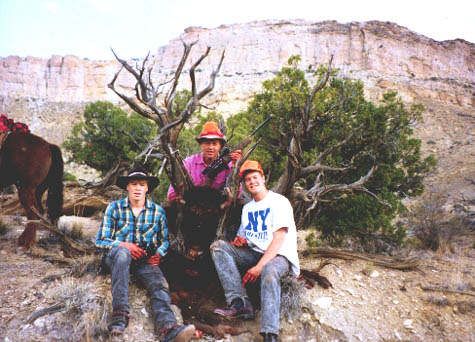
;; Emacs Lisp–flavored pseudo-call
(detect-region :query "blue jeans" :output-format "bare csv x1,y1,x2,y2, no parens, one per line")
105,246,177,332
211,240,290,335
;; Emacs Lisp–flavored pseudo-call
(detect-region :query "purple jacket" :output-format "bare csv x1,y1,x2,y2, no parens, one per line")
167,152,232,200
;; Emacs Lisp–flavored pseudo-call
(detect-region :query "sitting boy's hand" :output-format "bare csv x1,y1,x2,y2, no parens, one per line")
147,253,161,266
118,242,146,260
231,236,248,247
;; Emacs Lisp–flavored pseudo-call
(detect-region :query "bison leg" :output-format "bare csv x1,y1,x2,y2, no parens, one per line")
17,186,40,249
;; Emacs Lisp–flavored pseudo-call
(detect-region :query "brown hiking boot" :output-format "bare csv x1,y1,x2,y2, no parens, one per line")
213,298,255,320
108,311,129,335
262,333,278,342
163,324,196,342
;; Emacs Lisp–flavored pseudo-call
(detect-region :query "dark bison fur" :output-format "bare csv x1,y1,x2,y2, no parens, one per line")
160,186,248,336
160,185,324,336
162,186,243,255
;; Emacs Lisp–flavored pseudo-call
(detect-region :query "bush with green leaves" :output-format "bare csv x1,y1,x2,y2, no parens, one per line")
63,171,77,182
228,56,436,250
63,98,226,202
63,101,157,176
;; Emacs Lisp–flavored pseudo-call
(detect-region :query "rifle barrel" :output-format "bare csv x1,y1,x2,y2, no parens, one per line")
249,115,273,137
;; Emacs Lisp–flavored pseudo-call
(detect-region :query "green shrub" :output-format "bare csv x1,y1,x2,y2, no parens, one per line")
63,101,157,176
304,232,322,248
230,56,436,250
63,172,77,182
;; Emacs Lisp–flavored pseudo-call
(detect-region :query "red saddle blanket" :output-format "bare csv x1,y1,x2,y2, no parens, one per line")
0,113,30,133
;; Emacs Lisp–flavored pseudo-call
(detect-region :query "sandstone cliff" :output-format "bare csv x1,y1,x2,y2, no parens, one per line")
1,20,474,196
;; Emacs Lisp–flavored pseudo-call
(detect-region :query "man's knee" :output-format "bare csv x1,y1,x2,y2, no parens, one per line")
148,279,170,295
109,246,132,265
261,264,282,284
210,239,227,253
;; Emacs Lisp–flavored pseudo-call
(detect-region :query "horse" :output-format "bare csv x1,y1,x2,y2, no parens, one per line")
0,131,64,249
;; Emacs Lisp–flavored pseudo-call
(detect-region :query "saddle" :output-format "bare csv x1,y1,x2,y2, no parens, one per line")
0,113,30,150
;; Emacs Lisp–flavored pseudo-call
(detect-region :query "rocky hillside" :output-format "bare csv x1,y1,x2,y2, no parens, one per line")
0,213,473,342
1,20,474,197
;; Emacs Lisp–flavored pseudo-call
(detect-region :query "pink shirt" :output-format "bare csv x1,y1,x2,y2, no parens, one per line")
167,152,232,200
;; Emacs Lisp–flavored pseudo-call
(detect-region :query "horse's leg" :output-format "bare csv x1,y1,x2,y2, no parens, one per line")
17,186,40,249
35,182,48,215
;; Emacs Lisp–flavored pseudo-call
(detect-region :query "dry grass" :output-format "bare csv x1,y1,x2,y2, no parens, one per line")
404,189,468,252
59,222,85,241
426,295,449,306
67,253,104,278
280,276,306,321
361,262,375,276
46,277,110,342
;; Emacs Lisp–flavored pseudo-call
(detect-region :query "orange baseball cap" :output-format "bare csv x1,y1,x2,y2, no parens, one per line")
239,160,264,179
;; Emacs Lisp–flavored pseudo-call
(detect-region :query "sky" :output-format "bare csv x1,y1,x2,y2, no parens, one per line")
0,0,473,60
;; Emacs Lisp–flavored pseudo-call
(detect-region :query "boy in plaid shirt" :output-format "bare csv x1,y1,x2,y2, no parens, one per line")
96,165,195,342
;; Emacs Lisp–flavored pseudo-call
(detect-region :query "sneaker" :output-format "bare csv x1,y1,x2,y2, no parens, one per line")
163,324,196,342
213,298,255,320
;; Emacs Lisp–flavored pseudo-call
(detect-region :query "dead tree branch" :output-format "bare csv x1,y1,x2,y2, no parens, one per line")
79,160,130,191
109,42,225,197
302,247,421,271
295,165,389,224
29,207,95,254
272,57,335,196
215,139,261,240
26,303,66,324
421,285,475,297
109,42,228,256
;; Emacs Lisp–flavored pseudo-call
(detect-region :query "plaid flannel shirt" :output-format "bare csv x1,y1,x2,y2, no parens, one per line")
95,197,169,256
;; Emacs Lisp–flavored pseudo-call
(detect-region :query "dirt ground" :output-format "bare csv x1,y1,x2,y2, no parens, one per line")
0,214,473,342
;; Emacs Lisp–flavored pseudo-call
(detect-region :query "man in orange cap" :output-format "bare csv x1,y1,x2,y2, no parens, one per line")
210,160,300,342
167,121,241,200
